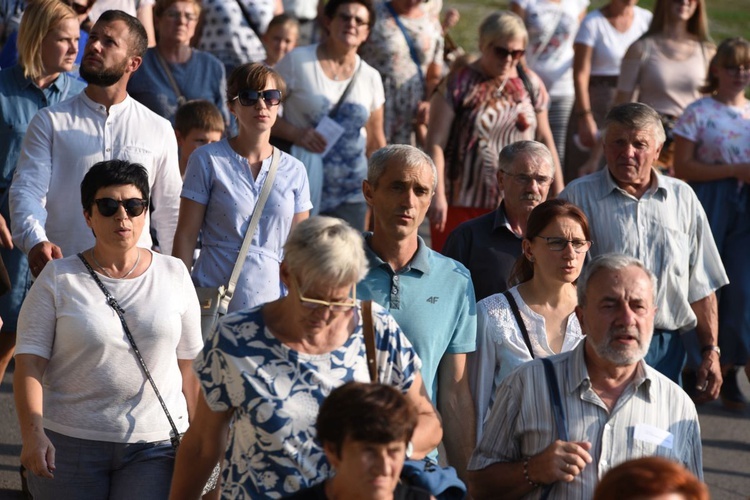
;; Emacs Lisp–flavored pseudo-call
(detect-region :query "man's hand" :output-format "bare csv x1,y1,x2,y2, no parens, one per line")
0,214,12,249
527,440,593,485
694,350,722,403
28,241,63,277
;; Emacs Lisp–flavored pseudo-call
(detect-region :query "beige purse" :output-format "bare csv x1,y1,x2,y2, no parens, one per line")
196,147,280,339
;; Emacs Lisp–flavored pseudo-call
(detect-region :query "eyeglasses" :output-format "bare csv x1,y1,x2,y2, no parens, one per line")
335,12,369,28
492,46,525,61
163,10,199,22
535,236,592,253
94,198,149,217
723,65,750,76
671,0,697,4
232,89,283,107
292,277,357,313
501,171,553,186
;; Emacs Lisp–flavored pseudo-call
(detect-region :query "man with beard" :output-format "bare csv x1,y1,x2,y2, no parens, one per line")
442,141,554,301
10,9,180,276
559,103,727,399
466,254,703,500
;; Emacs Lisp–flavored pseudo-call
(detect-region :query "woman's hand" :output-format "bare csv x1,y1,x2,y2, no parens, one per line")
428,191,448,233
577,113,598,149
20,428,55,478
295,128,327,154
416,100,430,126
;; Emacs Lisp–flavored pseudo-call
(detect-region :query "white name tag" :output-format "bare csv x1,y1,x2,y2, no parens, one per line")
634,424,674,449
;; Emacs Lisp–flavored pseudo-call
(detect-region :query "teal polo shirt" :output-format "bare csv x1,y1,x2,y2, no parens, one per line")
358,234,477,403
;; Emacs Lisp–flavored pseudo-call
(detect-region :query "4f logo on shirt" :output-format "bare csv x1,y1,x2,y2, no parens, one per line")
426,296,439,304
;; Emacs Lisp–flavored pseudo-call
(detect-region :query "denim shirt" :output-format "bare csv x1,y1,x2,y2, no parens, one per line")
0,65,85,189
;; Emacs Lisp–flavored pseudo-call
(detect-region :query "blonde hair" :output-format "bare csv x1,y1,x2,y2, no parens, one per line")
478,10,527,51
17,0,77,81
283,216,368,293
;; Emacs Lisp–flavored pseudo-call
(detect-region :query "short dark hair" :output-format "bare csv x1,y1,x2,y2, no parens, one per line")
174,100,225,136
509,199,591,286
323,0,376,29
316,382,417,457
226,62,287,104
81,160,150,215
97,9,148,58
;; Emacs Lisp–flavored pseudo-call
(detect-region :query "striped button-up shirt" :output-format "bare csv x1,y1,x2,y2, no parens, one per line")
468,341,703,499
559,168,728,331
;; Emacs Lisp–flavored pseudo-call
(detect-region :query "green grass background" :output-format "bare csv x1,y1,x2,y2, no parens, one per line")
444,0,750,54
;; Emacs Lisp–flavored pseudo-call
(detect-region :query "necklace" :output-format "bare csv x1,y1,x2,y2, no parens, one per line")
90,248,141,279
320,44,354,81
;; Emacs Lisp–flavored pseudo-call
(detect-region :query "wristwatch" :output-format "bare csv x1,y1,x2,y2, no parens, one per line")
701,345,721,356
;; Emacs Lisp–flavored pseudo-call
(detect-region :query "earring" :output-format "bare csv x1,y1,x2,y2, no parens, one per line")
529,257,535,263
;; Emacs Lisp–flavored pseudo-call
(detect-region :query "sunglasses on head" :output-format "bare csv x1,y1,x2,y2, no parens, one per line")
493,46,525,60
232,89,283,107
94,198,149,217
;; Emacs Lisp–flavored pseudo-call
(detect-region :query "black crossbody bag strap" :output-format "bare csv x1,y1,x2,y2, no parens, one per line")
539,357,568,499
77,253,181,449
502,290,535,358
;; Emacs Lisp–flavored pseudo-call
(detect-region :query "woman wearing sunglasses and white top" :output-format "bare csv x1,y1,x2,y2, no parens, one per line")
172,62,311,313
14,160,203,499
469,199,590,440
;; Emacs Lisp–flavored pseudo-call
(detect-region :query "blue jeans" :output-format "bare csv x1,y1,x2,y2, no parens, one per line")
644,329,685,384
691,180,750,366
28,430,175,500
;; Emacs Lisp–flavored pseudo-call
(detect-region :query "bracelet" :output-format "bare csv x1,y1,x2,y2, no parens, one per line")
523,457,543,489
576,109,592,118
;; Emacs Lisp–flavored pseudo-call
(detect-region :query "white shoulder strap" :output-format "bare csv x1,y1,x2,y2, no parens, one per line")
218,147,281,313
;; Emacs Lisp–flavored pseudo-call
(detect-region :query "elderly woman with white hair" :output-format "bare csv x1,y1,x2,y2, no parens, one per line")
426,10,563,252
170,216,442,499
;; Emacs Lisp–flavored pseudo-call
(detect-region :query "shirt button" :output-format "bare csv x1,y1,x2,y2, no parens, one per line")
393,275,399,282
601,460,608,466
106,148,111,152
604,423,611,430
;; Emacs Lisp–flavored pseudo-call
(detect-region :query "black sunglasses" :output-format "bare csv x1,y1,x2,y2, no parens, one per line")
232,89,282,107
493,46,525,60
94,198,149,217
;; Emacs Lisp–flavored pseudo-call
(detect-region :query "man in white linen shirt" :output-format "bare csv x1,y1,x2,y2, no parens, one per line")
467,253,703,500
10,9,181,276
558,102,728,400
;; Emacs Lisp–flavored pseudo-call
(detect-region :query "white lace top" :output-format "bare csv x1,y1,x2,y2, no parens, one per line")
469,285,584,440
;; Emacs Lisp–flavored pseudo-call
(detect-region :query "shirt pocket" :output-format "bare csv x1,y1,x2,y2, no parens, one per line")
115,146,155,174
662,227,689,279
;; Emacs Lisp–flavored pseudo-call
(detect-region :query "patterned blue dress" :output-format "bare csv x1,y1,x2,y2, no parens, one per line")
195,301,421,498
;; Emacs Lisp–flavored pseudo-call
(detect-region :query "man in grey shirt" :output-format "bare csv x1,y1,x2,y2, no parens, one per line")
559,103,727,400
467,254,702,499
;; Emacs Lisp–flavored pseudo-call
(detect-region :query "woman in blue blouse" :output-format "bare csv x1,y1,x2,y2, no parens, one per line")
0,0,85,384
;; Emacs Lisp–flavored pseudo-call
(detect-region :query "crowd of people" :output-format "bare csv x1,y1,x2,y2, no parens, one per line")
0,0,748,498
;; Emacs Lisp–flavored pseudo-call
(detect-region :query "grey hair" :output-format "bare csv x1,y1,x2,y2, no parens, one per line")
367,145,437,192
603,102,666,146
498,140,554,176
478,10,528,51
283,216,369,292
577,253,658,306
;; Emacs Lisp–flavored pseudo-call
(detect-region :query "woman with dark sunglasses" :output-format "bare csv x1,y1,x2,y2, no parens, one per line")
14,160,203,499
425,10,563,252
172,62,311,317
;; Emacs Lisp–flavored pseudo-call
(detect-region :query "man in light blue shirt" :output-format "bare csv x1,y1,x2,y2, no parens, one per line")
559,102,728,399
357,145,477,480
